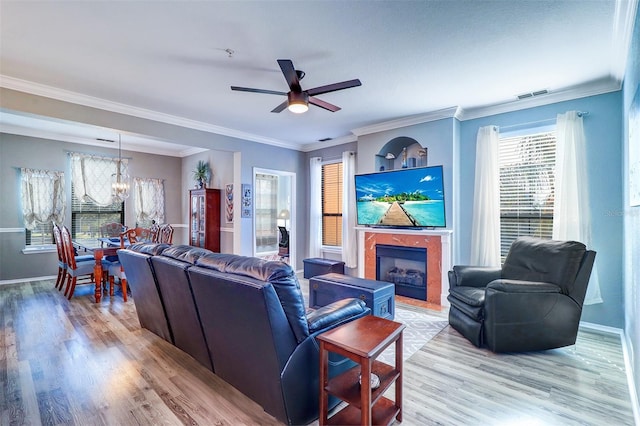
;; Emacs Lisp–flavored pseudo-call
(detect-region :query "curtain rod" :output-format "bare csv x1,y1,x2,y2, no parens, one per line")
64,149,132,160
321,151,355,162
499,110,589,132
13,166,64,173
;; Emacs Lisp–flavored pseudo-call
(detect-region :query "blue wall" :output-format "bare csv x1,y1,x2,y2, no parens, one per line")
356,118,456,231
621,7,640,409
457,92,624,328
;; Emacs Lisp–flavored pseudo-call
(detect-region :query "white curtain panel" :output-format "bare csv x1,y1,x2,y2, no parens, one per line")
554,111,602,304
342,151,357,268
20,168,65,230
70,152,128,206
309,157,322,258
134,177,165,224
470,125,501,266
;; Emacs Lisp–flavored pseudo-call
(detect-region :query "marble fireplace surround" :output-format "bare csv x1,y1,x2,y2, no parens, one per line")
356,227,453,307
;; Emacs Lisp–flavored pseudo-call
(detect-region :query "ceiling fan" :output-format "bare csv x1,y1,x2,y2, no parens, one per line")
231,59,361,114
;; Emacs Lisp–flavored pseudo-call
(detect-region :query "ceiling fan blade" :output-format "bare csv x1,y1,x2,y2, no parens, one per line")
306,79,362,96
309,96,341,112
277,59,301,92
231,86,287,96
271,100,289,113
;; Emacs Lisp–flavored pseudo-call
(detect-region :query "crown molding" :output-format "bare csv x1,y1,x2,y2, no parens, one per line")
0,122,209,158
457,78,621,121
351,106,461,136
0,75,302,151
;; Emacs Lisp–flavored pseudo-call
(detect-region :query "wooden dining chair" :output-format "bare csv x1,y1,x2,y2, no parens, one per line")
100,222,125,238
108,229,136,302
149,222,160,243
60,225,107,300
136,227,152,242
158,224,174,244
53,222,94,292
52,223,67,290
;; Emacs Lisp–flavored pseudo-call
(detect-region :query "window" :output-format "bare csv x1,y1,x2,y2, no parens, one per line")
25,224,54,245
70,153,125,239
20,168,65,246
71,186,124,239
322,162,343,246
133,177,165,227
499,131,556,260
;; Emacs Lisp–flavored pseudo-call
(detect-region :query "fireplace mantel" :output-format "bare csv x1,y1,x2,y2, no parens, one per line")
356,227,453,307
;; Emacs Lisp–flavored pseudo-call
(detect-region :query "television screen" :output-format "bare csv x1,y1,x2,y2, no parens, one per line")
354,165,446,228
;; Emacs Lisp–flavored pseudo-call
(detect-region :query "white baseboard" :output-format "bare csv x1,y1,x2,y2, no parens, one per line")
580,321,639,424
0,275,56,286
623,331,640,426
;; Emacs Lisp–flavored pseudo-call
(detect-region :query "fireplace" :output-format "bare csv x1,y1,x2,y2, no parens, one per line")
358,227,452,307
376,245,427,301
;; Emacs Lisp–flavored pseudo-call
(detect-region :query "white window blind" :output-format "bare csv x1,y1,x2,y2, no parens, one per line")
70,153,124,239
322,162,343,246
499,131,556,260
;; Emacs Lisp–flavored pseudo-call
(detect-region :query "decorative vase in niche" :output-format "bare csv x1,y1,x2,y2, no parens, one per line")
418,148,428,167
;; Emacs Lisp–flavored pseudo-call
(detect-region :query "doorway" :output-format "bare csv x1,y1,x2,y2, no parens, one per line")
252,168,296,268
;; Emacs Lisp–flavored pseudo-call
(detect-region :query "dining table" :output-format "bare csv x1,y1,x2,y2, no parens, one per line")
73,238,121,303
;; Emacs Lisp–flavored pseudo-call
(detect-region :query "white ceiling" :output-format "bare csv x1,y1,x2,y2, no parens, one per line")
0,1,637,155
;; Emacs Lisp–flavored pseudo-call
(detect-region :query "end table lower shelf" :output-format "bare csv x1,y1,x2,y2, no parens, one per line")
317,315,405,425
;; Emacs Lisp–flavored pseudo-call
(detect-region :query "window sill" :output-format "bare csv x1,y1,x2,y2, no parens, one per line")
321,246,343,255
22,245,56,255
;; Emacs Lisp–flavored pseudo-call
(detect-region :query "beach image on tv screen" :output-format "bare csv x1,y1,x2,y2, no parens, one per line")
355,166,445,227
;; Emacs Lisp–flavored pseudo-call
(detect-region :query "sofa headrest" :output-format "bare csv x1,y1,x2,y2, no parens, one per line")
194,252,238,271
229,258,309,343
161,245,212,264
502,237,586,292
195,253,309,343
127,242,172,255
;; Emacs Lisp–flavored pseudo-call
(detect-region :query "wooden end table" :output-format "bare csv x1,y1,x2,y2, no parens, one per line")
317,315,405,425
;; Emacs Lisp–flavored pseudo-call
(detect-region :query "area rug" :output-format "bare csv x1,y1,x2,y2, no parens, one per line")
298,278,448,364
377,305,448,364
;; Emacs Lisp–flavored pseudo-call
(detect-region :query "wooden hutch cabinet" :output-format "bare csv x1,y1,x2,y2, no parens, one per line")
189,188,221,252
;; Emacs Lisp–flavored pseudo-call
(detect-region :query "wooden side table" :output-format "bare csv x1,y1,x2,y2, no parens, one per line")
317,315,406,425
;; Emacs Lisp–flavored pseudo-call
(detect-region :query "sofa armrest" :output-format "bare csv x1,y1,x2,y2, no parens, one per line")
307,298,369,333
487,279,561,294
449,265,502,288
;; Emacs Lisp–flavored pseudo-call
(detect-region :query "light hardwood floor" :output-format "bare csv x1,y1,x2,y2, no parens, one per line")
0,279,636,425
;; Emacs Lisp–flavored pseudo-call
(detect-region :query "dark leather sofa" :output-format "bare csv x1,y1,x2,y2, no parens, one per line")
447,237,596,352
118,243,370,425
117,242,173,342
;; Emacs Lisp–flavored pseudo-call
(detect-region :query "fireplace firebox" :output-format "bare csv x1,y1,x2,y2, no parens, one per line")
376,244,427,301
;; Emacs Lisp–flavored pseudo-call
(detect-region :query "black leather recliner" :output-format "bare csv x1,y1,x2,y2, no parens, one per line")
447,237,596,352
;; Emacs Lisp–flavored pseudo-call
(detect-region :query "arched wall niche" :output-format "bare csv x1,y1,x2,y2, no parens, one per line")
375,136,427,171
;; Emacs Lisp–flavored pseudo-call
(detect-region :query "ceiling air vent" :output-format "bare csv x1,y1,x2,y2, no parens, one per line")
517,89,549,100
318,137,333,142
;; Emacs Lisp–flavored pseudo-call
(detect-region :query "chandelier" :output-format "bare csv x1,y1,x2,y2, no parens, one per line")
111,134,130,202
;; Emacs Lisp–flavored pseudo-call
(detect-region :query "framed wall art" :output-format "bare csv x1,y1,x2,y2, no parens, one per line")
225,183,234,223
241,183,252,218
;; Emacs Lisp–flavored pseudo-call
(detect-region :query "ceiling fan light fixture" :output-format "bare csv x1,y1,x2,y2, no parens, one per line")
287,92,309,114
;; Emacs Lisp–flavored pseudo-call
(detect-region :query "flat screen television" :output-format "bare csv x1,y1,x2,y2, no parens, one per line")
354,165,446,228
